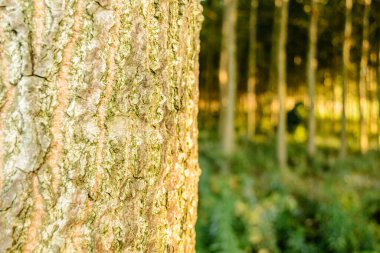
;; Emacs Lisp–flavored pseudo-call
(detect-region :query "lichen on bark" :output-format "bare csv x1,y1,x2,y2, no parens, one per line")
0,0,203,252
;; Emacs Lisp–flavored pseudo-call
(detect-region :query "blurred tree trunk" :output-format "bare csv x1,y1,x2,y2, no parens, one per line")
340,0,353,158
307,0,319,158
276,0,289,170
205,45,214,129
368,68,375,139
358,0,371,154
269,2,281,133
0,1,202,252
203,0,219,130
219,0,238,155
332,75,337,133
378,43,380,146
247,0,259,140
376,41,380,148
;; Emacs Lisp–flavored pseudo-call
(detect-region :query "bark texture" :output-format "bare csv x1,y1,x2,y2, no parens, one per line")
0,0,203,252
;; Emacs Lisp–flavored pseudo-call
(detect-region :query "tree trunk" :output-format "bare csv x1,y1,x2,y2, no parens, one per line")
247,0,259,140
359,0,371,154
276,0,289,170
340,0,352,158
0,1,202,252
307,0,319,158
219,0,238,155
368,67,375,139
269,1,281,133
378,41,380,147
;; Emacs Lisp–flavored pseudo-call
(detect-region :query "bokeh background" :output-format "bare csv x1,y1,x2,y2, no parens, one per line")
195,0,380,252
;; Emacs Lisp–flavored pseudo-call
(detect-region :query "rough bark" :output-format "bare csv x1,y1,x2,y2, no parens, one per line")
247,0,258,140
0,1,203,252
219,0,237,156
359,0,371,154
340,0,352,159
276,0,289,170
307,0,319,159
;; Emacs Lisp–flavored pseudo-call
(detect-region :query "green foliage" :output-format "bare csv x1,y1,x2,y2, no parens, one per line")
196,136,380,253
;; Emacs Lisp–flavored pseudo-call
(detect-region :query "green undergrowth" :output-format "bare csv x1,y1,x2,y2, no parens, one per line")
196,132,380,253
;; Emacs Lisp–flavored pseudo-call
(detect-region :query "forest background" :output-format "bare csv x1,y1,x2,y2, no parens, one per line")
195,0,380,252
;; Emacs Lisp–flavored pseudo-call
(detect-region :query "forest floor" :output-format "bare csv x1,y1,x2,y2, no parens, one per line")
196,131,380,253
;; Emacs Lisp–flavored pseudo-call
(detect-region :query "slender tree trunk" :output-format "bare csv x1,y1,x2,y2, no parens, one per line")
247,0,259,140
276,0,289,170
307,0,319,158
332,74,337,133
368,67,375,138
0,1,202,252
204,47,214,129
269,2,281,133
378,43,380,147
203,0,218,130
219,0,238,155
340,0,353,159
359,0,371,154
